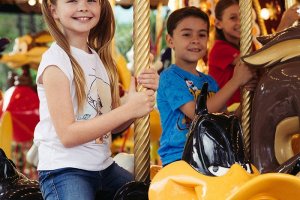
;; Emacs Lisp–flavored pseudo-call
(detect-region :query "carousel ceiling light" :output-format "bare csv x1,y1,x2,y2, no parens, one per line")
260,8,270,20
168,0,176,12
28,0,36,6
264,2,280,21
297,6,300,16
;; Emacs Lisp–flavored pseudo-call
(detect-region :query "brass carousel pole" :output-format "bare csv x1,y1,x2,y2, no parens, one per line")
239,0,253,160
133,0,151,183
253,0,268,35
285,0,297,8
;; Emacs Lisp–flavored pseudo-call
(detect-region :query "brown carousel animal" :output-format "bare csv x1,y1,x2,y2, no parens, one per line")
242,24,300,173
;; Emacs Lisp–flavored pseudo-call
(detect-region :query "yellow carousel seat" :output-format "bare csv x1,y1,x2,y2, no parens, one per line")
0,111,13,159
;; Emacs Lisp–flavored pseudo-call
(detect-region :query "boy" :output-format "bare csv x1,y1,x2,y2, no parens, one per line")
157,7,256,166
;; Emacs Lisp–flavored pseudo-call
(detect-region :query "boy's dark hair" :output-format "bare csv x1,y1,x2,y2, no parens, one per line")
215,0,239,41
167,6,210,36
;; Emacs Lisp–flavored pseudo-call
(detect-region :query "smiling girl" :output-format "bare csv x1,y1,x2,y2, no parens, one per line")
35,0,158,199
208,0,241,108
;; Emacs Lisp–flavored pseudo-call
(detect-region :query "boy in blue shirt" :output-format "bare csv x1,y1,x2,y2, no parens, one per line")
157,7,256,166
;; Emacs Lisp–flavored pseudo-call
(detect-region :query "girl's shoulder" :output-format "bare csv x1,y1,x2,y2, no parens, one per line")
38,43,73,80
209,40,240,61
40,43,72,70
42,42,68,60
211,40,238,51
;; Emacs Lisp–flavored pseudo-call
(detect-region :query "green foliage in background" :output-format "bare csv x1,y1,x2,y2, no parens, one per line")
0,13,46,90
115,21,133,58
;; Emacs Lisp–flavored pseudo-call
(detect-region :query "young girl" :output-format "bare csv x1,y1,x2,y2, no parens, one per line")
208,0,241,108
35,0,158,199
208,0,299,108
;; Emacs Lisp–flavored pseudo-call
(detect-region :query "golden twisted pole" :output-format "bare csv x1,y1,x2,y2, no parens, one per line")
285,0,297,8
133,0,151,183
253,0,268,35
155,0,163,57
239,0,253,160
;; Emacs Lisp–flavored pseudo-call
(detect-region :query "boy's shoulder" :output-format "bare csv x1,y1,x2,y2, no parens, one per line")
161,64,187,76
160,64,177,76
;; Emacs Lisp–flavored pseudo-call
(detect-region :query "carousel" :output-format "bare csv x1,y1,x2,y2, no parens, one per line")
1,0,300,199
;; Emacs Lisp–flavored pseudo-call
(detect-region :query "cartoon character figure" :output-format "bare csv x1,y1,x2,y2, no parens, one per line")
148,83,300,200
242,24,300,173
0,31,52,70
87,68,112,144
0,37,9,100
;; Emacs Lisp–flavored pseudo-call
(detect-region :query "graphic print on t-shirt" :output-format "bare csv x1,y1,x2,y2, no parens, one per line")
87,67,112,144
87,75,111,115
176,79,214,131
176,79,200,131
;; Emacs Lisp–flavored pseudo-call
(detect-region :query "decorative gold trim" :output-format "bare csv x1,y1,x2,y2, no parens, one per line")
253,0,268,35
285,0,297,9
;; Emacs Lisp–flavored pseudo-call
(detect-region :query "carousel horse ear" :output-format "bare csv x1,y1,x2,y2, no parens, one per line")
0,148,16,178
195,82,208,115
0,147,43,200
112,181,149,200
0,38,9,53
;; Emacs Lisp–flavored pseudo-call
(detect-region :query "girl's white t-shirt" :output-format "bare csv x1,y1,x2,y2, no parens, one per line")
34,42,113,171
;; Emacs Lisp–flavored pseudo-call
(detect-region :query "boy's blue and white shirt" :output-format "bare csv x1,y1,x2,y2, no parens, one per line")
157,64,219,166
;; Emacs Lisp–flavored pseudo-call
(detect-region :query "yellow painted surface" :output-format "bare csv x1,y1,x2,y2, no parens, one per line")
0,111,13,159
149,161,300,200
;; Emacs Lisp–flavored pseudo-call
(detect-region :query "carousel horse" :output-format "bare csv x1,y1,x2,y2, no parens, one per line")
148,83,300,200
0,37,9,53
242,24,300,173
0,148,42,200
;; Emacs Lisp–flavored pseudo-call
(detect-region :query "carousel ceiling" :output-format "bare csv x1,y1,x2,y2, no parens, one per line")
0,0,169,14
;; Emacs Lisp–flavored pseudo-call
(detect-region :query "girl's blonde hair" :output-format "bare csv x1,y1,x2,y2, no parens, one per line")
42,0,120,112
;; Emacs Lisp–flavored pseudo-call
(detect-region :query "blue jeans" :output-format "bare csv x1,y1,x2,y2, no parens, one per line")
38,162,133,200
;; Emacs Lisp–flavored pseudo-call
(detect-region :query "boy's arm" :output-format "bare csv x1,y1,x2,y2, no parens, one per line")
206,78,240,113
180,101,196,120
